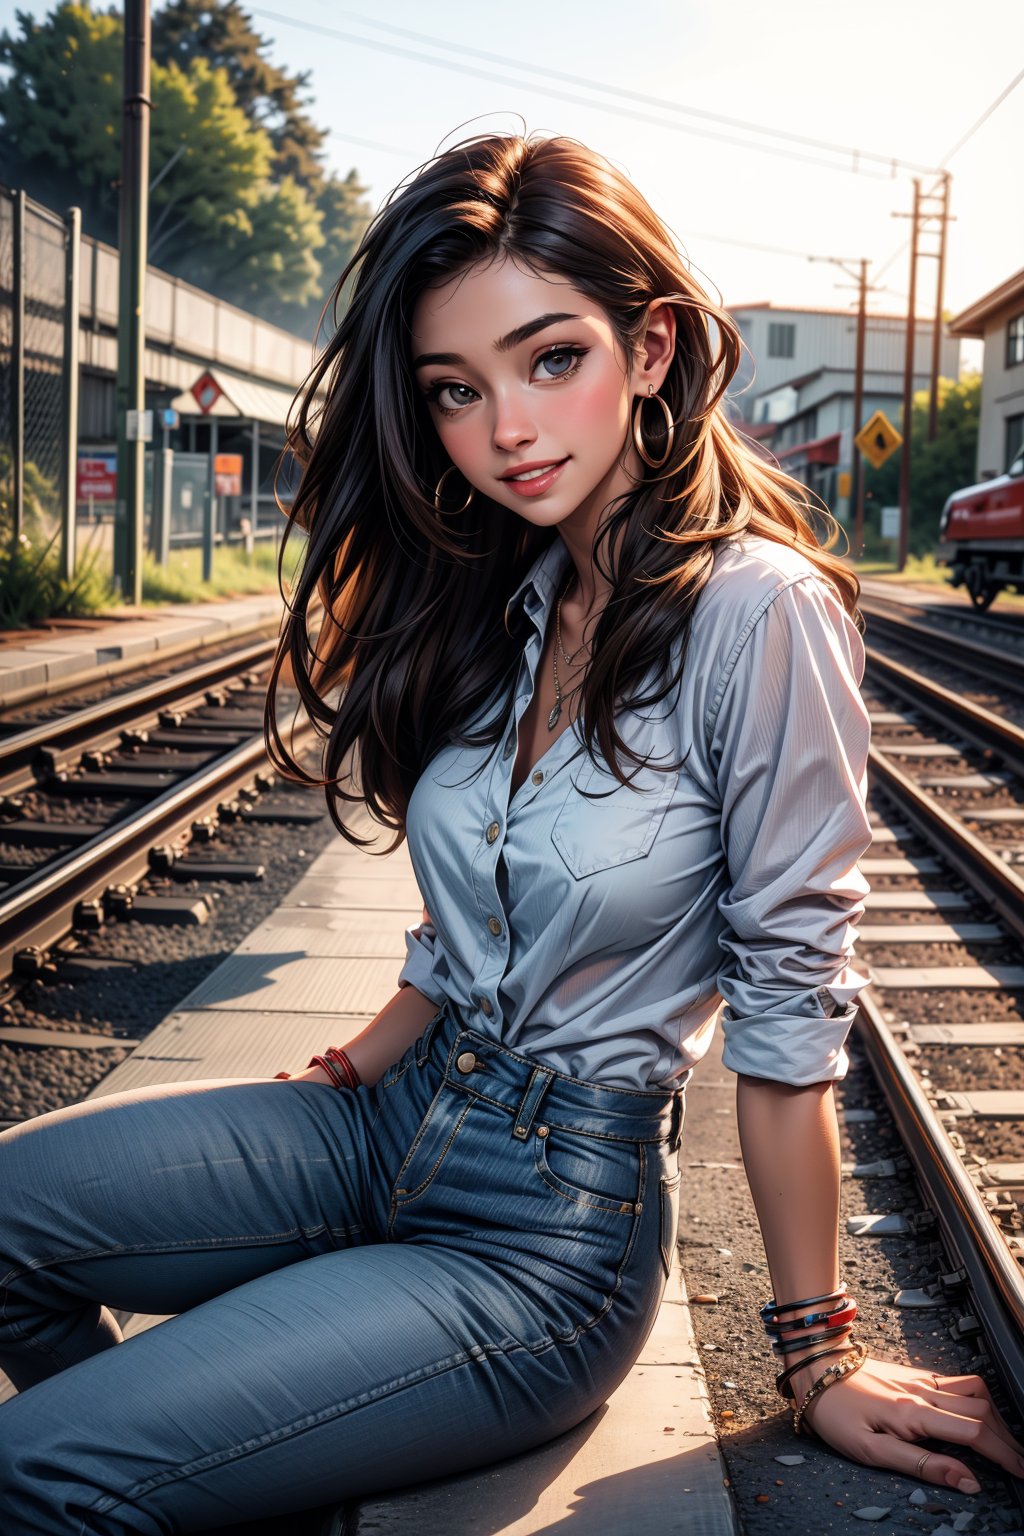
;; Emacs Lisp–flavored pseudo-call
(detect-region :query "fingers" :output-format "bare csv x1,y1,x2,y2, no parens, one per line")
914,1402,1024,1481
858,1433,980,1494
918,1386,1024,1464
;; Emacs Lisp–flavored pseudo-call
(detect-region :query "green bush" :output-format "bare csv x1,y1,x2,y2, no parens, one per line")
0,516,115,628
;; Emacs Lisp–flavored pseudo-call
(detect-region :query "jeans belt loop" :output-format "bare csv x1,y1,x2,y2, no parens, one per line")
669,1093,684,1151
416,1003,448,1067
512,1066,555,1140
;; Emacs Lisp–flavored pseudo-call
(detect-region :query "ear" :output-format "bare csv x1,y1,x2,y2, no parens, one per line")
633,299,677,397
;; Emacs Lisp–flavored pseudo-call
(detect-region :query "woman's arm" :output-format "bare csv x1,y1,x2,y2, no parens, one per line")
278,984,443,1087
737,1072,1024,1491
341,983,443,1085
736,1073,842,1399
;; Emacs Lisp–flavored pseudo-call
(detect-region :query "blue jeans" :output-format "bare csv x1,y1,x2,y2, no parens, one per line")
0,999,684,1534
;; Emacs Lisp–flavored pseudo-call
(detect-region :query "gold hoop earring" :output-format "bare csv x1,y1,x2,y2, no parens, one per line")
433,465,475,515
632,385,675,470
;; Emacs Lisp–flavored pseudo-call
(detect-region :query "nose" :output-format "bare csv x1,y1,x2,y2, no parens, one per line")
491,390,537,455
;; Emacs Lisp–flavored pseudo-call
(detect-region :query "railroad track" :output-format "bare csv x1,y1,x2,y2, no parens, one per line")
850,596,1024,1428
0,614,283,719
0,639,311,981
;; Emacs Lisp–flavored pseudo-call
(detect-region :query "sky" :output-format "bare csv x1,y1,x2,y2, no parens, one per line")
4,0,1021,371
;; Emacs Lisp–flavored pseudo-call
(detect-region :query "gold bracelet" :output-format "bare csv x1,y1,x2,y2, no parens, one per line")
792,1340,868,1437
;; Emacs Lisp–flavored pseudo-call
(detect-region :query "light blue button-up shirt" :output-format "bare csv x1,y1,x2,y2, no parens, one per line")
397,531,873,1090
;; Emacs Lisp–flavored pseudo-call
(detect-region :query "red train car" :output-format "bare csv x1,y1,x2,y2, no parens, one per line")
936,445,1024,608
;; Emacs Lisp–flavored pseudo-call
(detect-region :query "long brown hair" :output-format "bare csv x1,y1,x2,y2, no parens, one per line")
267,130,859,851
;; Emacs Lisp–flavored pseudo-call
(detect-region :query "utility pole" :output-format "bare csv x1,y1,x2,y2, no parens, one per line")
114,0,152,605
810,254,885,559
897,179,921,574
927,172,952,441
891,173,956,568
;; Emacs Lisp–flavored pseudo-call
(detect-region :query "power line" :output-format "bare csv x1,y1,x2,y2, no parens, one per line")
330,129,416,158
312,3,940,178
861,65,1023,291
939,64,1024,166
249,6,934,180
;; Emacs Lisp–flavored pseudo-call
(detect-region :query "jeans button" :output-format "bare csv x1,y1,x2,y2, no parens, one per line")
456,1051,477,1074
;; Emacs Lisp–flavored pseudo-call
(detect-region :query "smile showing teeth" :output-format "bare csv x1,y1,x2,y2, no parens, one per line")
511,462,561,481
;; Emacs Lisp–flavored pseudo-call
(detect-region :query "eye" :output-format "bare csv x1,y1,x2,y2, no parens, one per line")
421,381,479,417
535,346,588,380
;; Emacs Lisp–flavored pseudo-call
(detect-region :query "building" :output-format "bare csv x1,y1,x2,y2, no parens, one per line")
723,302,961,516
947,268,1024,481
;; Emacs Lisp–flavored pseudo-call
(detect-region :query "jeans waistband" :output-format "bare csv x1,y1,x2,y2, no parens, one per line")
419,999,684,1147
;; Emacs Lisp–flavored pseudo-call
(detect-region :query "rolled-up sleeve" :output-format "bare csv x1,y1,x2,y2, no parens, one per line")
707,573,873,1086
396,906,450,1008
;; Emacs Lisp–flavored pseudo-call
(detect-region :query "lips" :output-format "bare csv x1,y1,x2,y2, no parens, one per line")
500,458,569,482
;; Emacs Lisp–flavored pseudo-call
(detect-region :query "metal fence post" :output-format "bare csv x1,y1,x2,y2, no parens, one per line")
11,188,26,544
203,418,217,583
60,206,81,582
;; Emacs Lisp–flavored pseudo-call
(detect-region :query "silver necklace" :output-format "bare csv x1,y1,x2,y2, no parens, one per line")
548,573,588,730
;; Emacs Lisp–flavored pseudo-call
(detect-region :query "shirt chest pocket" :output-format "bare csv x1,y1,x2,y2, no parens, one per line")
550,757,679,879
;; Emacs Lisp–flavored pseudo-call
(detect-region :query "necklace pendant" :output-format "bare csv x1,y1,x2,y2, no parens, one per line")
547,700,561,730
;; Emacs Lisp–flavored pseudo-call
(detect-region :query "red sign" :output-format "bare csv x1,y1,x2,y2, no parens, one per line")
191,371,223,414
214,453,243,496
76,455,117,501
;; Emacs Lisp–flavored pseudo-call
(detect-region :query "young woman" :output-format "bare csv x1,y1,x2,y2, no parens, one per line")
2,130,1023,1533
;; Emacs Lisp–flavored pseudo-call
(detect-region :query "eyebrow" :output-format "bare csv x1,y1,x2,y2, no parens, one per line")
412,312,581,370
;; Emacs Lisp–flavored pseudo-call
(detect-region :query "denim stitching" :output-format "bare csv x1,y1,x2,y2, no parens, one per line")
443,1081,670,1143
0,1222,365,1293
388,1099,474,1220
532,1135,639,1215
86,1287,643,1521
87,1166,656,1520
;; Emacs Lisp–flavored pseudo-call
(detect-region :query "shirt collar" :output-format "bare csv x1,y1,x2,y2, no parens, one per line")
503,538,573,638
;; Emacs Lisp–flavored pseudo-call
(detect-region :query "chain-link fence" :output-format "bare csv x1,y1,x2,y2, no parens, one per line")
0,186,74,560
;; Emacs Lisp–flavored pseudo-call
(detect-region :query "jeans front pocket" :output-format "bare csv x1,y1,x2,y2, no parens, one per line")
533,1125,641,1215
659,1168,681,1277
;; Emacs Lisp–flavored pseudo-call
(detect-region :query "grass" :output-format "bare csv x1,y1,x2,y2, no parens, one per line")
852,552,951,581
851,549,1024,608
140,537,305,605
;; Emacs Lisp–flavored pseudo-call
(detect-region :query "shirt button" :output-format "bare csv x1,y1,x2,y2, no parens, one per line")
531,770,543,785
456,1051,477,1074
486,821,500,843
479,997,493,1017
487,916,503,937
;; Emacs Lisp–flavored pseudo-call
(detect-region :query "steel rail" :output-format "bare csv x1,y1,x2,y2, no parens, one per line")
867,744,1024,945
0,723,311,980
0,616,283,716
854,991,1024,1420
861,603,1024,699
865,644,1024,774
0,638,278,795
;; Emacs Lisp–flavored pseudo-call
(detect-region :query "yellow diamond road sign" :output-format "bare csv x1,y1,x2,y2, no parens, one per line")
855,410,903,470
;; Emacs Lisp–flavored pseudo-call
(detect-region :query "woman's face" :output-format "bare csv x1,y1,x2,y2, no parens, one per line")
411,256,649,534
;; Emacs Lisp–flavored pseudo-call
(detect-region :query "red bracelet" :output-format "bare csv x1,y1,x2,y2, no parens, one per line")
324,1047,361,1089
305,1049,361,1091
306,1054,347,1089
274,1071,292,1080
770,1302,858,1340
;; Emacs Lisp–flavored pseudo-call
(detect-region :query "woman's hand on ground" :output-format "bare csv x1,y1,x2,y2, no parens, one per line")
800,1354,1024,1492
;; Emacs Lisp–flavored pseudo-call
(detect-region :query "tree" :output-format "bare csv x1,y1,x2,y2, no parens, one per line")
152,0,326,185
863,373,981,556
0,2,372,331
0,4,125,229
151,0,372,319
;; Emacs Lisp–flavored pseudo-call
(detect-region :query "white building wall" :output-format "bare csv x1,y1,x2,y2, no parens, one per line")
727,305,960,423
974,305,1024,479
